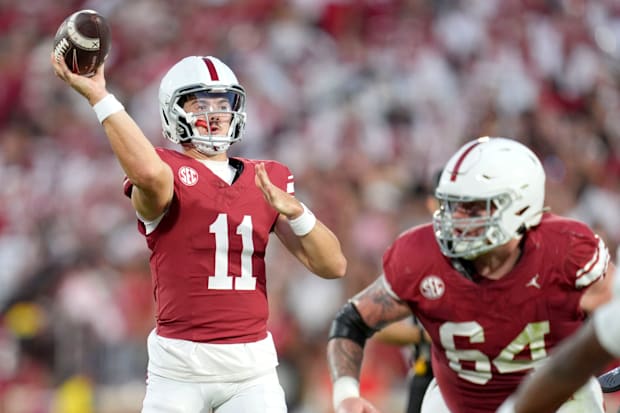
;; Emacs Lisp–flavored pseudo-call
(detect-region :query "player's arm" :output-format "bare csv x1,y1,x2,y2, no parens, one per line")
274,214,346,279
255,163,346,279
498,321,614,413
50,55,173,220
580,261,615,313
373,318,422,346
327,275,412,412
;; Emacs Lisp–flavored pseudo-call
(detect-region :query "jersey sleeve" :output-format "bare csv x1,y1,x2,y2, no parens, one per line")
383,242,405,301
382,228,420,302
563,224,610,289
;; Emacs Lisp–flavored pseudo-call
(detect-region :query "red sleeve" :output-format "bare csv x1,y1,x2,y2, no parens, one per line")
383,239,403,296
562,221,609,289
382,226,434,302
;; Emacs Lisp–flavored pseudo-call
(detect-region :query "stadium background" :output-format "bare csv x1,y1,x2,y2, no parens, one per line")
1,0,620,412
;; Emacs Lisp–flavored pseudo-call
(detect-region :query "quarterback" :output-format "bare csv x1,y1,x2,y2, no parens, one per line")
51,53,347,413
327,137,615,413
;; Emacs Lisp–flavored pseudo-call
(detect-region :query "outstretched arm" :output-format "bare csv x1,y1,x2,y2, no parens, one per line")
50,54,173,221
373,318,423,346
327,276,412,412
256,162,346,279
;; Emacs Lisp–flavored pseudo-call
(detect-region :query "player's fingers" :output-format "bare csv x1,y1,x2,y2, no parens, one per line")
51,52,73,81
93,62,106,82
254,163,265,188
50,52,63,77
255,162,265,180
254,163,270,195
256,163,273,189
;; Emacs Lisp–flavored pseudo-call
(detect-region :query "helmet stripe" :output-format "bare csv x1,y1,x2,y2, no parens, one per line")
450,141,482,181
202,57,219,81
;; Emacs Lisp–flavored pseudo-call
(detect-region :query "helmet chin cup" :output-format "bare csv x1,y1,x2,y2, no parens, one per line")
193,141,230,155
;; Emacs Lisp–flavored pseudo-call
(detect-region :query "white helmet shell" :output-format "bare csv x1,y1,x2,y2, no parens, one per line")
158,56,247,155
432,137,546,259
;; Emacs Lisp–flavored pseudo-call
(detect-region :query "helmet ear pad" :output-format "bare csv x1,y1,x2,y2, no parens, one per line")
174,112,193,143
160,108,172,140
231,115,246,144
160,102,193,143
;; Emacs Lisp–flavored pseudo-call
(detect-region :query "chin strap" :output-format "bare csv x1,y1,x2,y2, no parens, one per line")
193,142,230,155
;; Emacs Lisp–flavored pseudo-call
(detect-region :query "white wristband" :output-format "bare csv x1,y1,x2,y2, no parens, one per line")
288,202,316,237
92,94,124,123
332,376,360,409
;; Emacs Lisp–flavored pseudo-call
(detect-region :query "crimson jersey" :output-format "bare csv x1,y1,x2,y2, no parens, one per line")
383,213,609,413
125,148,293,344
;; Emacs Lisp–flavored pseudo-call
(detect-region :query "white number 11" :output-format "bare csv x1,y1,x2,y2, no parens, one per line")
207,213,257,290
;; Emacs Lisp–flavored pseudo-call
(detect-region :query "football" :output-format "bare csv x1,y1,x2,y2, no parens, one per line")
53,9,111,77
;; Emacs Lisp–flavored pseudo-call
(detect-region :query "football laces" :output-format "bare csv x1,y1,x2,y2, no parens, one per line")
54,38,70,61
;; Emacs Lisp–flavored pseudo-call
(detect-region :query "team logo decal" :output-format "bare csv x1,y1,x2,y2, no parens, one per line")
526,274,541,289
419,275,445,300
178,166,199,186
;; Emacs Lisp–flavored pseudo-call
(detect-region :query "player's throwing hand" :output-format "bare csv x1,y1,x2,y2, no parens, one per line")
50,52,107,106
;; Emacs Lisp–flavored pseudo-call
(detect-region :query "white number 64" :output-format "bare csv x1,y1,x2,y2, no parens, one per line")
439,321,550,385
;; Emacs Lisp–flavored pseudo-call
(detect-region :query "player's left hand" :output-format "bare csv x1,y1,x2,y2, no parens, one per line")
255,162,304,219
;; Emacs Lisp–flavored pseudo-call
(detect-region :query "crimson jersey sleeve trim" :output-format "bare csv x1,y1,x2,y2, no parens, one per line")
575,236,609,289
286,173,295,195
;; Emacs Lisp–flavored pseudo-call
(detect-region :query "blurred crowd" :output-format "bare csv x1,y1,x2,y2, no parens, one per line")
2,0,620,412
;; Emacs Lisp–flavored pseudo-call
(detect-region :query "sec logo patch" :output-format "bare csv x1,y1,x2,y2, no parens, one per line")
179,166,199,186
420,275,445,300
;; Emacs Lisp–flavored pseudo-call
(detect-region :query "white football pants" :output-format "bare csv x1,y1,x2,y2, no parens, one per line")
141,369,287,413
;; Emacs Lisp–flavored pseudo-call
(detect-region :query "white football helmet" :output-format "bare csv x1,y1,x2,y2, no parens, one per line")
158,56,247,155
432,137,546,259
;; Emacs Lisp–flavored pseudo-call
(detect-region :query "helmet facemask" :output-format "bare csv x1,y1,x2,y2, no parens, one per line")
433,193,514,259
